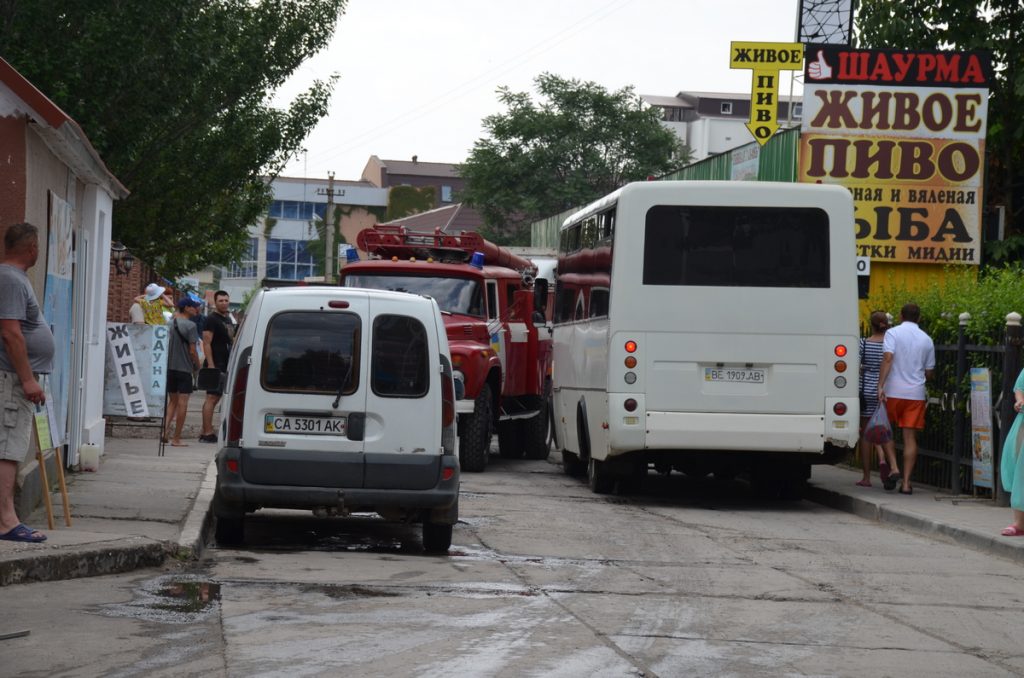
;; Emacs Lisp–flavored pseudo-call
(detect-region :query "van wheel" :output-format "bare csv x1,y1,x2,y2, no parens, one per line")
588,457,615,494
521,396,550,460
460,384,492,472
497,420,523,458
213,486,244,545
422,522,453,553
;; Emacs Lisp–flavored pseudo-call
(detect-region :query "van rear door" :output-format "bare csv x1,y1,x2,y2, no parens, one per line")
244,297,369,488
362,296,442,490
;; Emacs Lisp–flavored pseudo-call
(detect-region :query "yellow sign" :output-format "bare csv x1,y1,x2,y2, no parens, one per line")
729,42,804,145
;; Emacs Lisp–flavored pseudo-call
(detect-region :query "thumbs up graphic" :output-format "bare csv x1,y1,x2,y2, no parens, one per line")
807,50,832,80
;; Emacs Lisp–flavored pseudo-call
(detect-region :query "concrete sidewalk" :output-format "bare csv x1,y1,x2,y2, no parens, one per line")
3,432,1022,584
0,399,218,586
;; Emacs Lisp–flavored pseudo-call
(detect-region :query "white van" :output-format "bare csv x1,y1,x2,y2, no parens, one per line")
213,287,460,552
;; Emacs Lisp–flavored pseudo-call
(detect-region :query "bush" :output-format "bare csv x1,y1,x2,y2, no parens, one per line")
871,265,1024,345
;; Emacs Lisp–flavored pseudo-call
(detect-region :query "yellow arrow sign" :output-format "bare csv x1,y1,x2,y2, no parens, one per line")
729,42,804,145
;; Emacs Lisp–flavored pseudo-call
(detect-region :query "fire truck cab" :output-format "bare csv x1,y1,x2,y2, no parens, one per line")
340,226,553,472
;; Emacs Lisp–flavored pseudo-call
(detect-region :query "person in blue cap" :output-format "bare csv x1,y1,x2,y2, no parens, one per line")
163,297,201,446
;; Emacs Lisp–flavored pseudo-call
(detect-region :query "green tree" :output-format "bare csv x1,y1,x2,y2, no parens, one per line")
855,0,1024,254
0,0,346,278
459,73,690,244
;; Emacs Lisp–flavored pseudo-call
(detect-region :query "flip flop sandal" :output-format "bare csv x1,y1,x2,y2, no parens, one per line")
883,472,900,491
0,523,47,543
898,486,913,495
1001,525,1024,537
856,479,872,487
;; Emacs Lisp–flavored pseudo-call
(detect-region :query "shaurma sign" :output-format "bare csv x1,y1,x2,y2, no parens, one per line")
799,45,992,265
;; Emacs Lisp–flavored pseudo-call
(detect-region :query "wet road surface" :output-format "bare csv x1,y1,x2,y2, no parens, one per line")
4,454,1024,677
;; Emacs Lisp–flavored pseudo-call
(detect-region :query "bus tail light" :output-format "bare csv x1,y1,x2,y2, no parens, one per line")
833,402,847,416
624,398,637,412
834,360,847,372
624,356,637,368
834,344,847,357
624,340,637,353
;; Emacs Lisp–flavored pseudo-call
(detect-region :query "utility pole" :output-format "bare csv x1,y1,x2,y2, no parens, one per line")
318,172,337,284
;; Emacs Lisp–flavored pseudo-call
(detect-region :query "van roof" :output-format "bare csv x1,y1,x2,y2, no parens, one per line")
260,286,434,305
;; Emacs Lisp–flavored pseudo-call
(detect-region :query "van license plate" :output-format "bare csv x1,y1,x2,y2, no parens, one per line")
704,367,765,384
264,414,347,435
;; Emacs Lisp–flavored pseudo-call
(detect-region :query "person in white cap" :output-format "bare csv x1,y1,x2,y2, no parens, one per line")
129,283,173,324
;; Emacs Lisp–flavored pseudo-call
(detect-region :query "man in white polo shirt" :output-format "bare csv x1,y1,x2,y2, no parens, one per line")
877,303,935,494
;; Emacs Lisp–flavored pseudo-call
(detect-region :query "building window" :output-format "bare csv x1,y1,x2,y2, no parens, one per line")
269,200,327,220
791,103,803,119
226,237,258,278
266,238,316,280
720,102,733,115
441,185,453,203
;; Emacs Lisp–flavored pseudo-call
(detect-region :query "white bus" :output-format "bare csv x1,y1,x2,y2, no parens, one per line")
551,181,860,495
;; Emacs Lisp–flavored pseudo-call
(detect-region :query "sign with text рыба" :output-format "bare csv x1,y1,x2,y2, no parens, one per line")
799,45,992,265
730,42,804,145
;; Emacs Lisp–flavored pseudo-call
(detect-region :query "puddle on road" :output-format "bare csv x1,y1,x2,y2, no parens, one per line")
98,574,222,624
297,583,402,599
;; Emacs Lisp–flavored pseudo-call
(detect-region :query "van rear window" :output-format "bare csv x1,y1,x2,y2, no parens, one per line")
261,312,360,394
642,205,830,288
372,314,429,398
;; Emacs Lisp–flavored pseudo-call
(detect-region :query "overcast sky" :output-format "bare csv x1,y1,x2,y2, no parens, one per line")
276,0,806,181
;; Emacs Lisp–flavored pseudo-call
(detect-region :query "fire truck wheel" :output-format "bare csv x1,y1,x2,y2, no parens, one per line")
521,397,550,460
497,420,524,458
460,383,492,472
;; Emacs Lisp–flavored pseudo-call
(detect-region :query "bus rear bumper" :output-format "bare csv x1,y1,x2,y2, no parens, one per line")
621,411,858,454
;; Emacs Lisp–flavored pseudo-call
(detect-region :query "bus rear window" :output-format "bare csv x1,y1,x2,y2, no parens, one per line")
642,205,830,288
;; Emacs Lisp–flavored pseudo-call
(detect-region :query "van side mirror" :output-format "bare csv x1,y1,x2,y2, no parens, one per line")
533,278,548,314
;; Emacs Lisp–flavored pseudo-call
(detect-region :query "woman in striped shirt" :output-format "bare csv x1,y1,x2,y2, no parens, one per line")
858,311,891,487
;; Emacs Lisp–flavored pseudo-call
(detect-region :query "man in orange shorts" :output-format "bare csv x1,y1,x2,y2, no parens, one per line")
877,303,935,494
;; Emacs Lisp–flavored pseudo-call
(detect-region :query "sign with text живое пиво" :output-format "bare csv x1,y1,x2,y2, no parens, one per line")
799,45,992,265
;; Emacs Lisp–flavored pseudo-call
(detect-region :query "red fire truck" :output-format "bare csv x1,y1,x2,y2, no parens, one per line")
340,226,553,472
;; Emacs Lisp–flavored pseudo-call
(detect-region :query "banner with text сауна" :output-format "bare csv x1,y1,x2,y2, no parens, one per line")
799,45,992,265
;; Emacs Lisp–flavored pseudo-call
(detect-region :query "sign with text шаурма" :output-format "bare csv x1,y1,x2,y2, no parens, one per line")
799,45,992,265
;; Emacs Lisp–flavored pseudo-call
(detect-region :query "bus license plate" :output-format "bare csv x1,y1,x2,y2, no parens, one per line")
264,414,347,435
704,367,765,384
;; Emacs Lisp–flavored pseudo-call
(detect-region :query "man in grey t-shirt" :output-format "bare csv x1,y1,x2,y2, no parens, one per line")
164,297,201,446
0,222,54,543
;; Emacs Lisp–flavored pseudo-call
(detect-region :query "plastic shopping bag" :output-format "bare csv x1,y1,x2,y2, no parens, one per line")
864,404,893,444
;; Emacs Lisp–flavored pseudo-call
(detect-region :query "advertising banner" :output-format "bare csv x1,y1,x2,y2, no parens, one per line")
969,367,993,489
799,45,992,265
42,192,74,443
103,323,168,417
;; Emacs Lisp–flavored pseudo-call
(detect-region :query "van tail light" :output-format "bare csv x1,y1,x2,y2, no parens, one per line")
226,348,252,447
440,355,456,455
833,402,847,416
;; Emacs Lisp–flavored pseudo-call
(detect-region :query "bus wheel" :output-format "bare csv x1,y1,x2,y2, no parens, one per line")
521,397,550,460
497,420,523,459
561,450,585,476
460,384,492,472
588,457,615,494
779,464,809,500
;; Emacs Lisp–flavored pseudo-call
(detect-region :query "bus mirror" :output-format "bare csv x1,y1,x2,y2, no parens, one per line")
533,278,548,314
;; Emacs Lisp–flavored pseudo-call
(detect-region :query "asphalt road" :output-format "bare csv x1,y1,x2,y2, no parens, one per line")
4,454,1023,677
